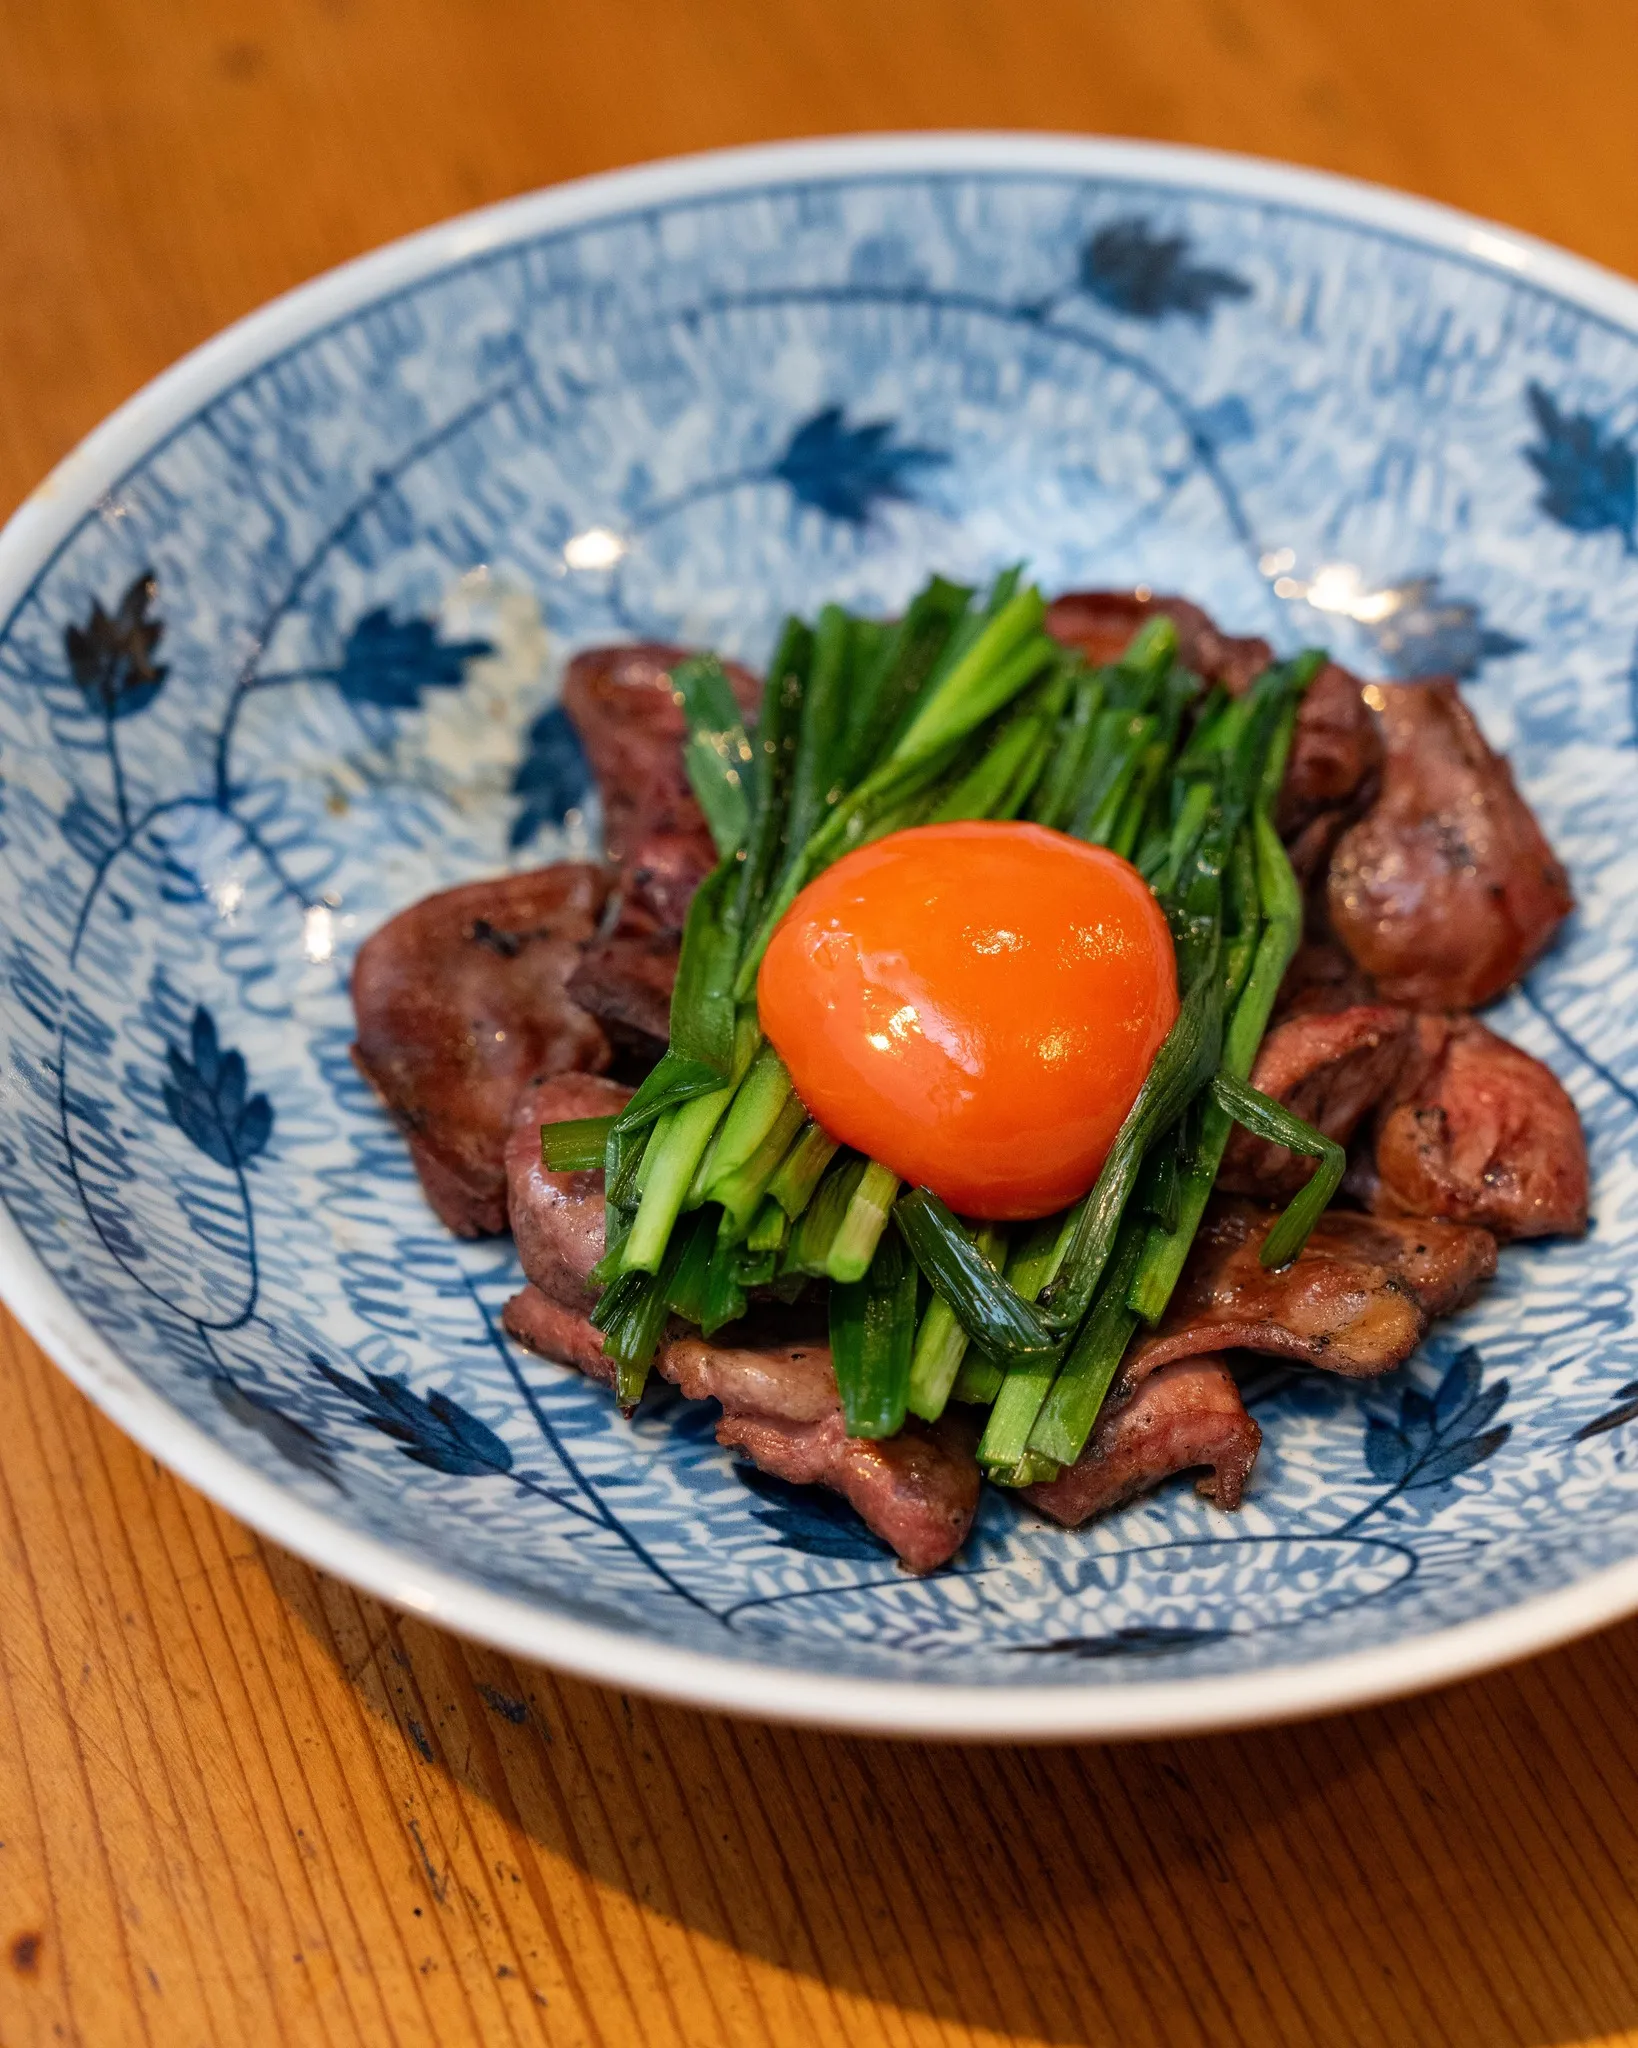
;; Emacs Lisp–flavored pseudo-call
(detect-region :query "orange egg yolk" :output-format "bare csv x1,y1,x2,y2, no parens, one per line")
757,821,1179,1221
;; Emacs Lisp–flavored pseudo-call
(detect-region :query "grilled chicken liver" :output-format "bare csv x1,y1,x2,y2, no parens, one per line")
1327,678,1572,1008
1368,1014,1588,1240
562,641,759,924
1125,1197,1497,1383
503,1289,981,1573
1045,589,1273,695
351,865,612,1235
1219,1003,1413,1201
1024,1357,1261,1527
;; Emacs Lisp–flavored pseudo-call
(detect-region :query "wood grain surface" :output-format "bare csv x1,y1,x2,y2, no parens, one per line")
6,4,1638,2043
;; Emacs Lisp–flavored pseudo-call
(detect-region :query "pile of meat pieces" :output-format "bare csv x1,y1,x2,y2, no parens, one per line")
348,642,984,1573
349,594,1587,1574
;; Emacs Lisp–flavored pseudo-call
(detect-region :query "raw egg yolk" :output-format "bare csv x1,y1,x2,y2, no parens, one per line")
757,821,1178,1221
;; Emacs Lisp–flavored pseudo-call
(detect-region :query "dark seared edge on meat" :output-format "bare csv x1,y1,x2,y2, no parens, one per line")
502,1289,981,1572
1276,660,1385,885
503,1282,616,1384
711,1390,982,1577
507,1072,634,1309
1327,677,1573,1009
504,1077,979,1570
1125,1196,1497,1383
1024,1356,1261,1528
1368,1014,1588,1241
564,932,678,1060
562,641,760,928
1044,589,1273,696
351,866,613,1237
1219,1002,1413,1201
557,641,760,1048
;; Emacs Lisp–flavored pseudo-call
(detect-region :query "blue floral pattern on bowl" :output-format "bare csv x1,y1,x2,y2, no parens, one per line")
3,138,1638,1732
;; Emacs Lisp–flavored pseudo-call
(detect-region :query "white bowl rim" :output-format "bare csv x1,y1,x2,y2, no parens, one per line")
5,129,1638,1742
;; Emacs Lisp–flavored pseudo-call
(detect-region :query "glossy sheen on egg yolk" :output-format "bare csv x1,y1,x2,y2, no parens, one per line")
757,821,1179,1220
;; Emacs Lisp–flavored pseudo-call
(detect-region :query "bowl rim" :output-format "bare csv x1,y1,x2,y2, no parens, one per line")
5,128,1638,1741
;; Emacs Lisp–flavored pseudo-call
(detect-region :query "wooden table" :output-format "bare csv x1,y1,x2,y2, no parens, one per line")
6,4,1638,2042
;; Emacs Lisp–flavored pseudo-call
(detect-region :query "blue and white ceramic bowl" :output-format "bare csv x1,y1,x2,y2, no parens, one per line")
4,134,1638,1738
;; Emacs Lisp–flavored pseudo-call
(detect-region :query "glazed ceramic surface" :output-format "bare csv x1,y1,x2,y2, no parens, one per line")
3,135,1637,1738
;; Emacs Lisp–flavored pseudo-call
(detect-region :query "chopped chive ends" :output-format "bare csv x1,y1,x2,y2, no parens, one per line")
535,570,1331,1475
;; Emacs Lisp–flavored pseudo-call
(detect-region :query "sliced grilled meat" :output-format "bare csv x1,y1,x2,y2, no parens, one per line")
1125,1197,1497,1383
1219,1002,1413,1201
661,1326,838,1422
1370,1014,1588,1240
502,1299,981,1572
507,1071,632,1309
351,865,612,1236
1275,660,1383,843
503,1282,616,1384
563,641,760,929
1024,1357,1261,1527
1327,678,1573,1008
1045,590,1273,694
719,1406,981,1576
564,932,678,1060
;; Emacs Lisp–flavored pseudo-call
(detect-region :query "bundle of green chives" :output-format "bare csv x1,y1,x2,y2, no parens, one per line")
544,571,1337,1470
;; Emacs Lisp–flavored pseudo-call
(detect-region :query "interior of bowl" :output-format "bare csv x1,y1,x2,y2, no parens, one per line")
2,138,1636,1728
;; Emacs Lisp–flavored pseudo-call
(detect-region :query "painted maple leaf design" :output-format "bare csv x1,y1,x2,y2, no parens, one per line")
64,568,169,720
1524,382,1636,545
771,406,948,525
1078,219,1251,324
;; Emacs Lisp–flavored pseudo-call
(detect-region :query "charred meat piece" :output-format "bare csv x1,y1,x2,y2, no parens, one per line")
1275,661,1383,843
507,1072,633,1309
352,866,612,1237
718,1405,981,1576
565,932,678,1060
503,1282,616,1385
1125,1197,1497,1383
1277,660,1384,889
1045,590,1273,695
503,1299,981,1572
1219,1003,1413,1201
623,829,723,934
563,642,760,929
1024,1357,1261,1528
1370,1014,1588,1240
661,1325,839,1422
1327,678,1573,1008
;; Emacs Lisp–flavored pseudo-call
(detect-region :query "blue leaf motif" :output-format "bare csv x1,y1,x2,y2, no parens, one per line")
314,1357,513,1477
1362,1345,1511,1504
734,1463,893,1560
1401,1386,1437,1434
63,569,168,721
1524,382,1636,544
1079,219,1251,324
162,1006,273,1170
334,608,494,710
771,406,948,526
1416,1432,1511,1486
1366,575,1527,680
1364,1418,1414,1485
509,703,592,850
